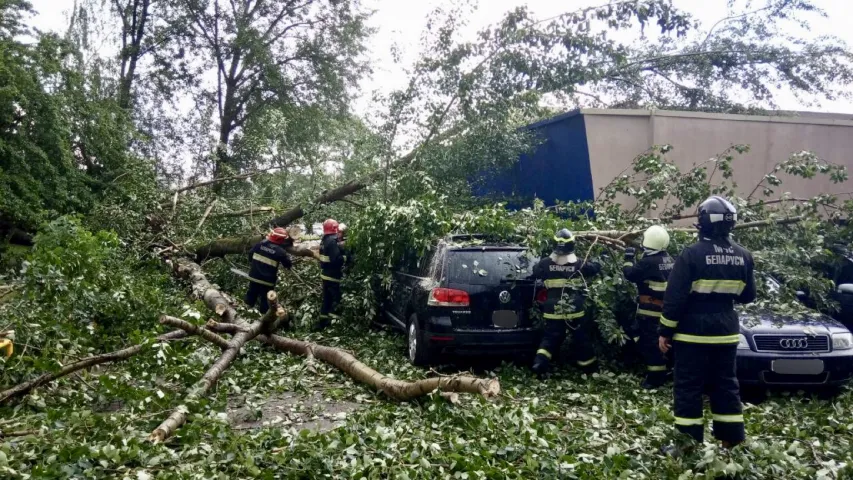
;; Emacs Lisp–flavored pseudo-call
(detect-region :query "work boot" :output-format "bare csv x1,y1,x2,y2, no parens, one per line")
311,318,331,332
721,439,743,450
642,372,667,390
577,360,599,375
661,436,698,458
531,354,550,378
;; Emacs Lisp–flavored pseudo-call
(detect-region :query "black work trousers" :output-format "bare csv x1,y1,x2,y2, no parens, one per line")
317,280,342,328
245,281,274,314
637,313,668,380
673,343,744,443
535,317,597,371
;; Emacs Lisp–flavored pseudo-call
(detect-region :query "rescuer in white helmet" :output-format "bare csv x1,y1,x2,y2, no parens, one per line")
622,225,674,388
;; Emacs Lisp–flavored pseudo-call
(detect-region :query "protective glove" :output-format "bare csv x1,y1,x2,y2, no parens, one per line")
0,331,14,359
624,247,636,260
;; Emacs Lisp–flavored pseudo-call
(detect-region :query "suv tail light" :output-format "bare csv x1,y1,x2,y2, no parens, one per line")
535,288,547,303
428,288,470,307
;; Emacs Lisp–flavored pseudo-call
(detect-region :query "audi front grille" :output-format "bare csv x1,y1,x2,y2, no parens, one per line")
752,334,830,353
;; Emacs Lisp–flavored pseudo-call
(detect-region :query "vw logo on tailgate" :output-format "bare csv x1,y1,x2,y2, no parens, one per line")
779,338,808,349
498,290,511,304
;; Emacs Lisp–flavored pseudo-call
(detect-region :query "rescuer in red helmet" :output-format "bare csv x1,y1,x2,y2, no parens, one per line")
245,227,293,314
314,219,345,331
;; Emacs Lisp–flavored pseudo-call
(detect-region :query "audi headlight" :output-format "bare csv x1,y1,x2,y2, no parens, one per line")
737,334,750,350
832,333,853,350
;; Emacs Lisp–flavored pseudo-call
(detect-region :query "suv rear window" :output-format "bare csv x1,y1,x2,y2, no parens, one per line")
445,250,535,285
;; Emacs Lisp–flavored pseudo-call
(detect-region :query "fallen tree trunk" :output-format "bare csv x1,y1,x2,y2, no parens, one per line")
152,255,498,440
149,291,284,443
210,207,275,218
0,330,187,405
172,171,262,194
192,128,456,261
191,235,317,262
171,256,239,323
256,334,500,401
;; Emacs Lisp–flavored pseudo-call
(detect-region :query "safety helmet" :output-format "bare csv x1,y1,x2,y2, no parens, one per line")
323,219,339,235
696,196,737,238
553,228,575,255
642,225,670,251
267,227,290,245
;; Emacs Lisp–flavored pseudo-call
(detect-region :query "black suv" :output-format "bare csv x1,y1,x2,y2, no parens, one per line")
382,235,540,365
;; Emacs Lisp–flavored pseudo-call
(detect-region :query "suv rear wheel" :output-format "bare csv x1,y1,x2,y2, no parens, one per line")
407,314,431,366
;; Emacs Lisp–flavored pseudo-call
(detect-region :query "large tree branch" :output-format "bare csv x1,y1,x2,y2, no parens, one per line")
258,334,500,401
149,291,284,443
575,216,805,244
192,125,461,260
210,206,275,218
160,316,230,349
0,330,187,405
172,171,264,194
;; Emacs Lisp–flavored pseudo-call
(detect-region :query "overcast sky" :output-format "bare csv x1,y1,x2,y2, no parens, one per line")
25,0,853,116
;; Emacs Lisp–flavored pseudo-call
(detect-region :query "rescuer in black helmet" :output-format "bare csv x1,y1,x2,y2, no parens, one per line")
659,196,756,449
531,228,602,376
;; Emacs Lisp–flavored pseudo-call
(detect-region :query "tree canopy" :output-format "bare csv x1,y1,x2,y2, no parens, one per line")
3,0,853,478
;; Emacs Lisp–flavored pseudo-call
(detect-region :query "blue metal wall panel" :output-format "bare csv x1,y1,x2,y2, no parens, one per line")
472,111,594,209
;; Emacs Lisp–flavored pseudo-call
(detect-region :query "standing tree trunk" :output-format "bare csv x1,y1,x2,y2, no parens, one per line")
115,0,152,110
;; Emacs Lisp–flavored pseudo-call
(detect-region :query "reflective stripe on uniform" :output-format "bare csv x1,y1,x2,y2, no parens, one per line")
543,278,584,288
319,254,331,263
623,262,633,267
577,357,597,367
647,365,667,372
645,280,668,292
690,279,746,295
543,311,585,320
248,276,275,287
252,253,278,267
321,275,342,283
712,413,744,423
536,348,552,359
673,333,740,344
674,417,704,426
660,316,678,328
637,309,662,318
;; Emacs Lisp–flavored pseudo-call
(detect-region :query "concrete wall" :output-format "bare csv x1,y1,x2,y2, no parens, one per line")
583,109,853,214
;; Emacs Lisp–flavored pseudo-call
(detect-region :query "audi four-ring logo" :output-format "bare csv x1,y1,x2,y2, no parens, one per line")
779,338,809,349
